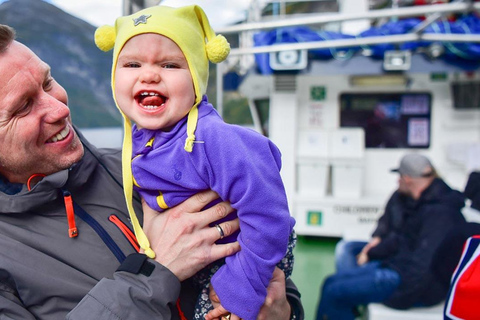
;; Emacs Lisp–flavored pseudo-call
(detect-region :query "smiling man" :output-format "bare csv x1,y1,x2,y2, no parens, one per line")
0,40,83,183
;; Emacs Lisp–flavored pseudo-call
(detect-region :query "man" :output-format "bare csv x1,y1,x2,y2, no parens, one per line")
316,153,466,320
0,24,303,320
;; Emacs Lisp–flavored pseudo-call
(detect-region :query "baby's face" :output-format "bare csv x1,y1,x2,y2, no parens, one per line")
114,33,195,130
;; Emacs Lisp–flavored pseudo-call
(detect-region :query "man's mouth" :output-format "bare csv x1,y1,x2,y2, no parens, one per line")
47,126,70,143
136,91,166,110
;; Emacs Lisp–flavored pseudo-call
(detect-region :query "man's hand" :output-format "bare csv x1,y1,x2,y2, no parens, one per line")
257,268,290,320
142,190,241,281
357,236,381,266
206,267,291,320
356,251,369,266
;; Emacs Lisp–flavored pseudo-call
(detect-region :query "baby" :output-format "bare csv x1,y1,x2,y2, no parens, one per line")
95,5,295,320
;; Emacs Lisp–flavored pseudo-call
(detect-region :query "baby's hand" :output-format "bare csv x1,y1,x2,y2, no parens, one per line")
205,284,241,320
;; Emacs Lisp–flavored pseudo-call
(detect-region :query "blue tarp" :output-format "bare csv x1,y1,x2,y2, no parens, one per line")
253,13,480,74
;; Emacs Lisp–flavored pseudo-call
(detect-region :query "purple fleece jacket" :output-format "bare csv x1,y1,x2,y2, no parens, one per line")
131,97,295,320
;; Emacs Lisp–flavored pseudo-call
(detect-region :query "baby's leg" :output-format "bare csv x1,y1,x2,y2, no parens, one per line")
276,231,297,278
193,261,223,319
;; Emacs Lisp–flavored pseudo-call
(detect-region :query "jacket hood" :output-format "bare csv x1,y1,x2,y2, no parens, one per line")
0,128,99,214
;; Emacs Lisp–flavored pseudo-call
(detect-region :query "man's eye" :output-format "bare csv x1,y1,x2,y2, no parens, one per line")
14,100,31,117
44,78,54,91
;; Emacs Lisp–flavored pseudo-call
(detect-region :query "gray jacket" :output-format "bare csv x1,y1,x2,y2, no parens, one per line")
0,132,303,319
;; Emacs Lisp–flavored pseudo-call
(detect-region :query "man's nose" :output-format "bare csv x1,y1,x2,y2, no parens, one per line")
41,94,70,123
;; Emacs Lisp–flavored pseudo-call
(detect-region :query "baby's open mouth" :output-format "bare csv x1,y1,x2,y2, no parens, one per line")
136,91,166,109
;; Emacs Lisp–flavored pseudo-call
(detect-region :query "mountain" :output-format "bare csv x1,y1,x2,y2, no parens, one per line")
0,0,121,127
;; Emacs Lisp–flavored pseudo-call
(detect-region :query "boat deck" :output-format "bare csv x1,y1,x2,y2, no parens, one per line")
291,236,338,320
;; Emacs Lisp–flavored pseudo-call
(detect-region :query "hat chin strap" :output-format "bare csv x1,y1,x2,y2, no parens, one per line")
122,116,155,259
184,103,199,153
122,100,199,259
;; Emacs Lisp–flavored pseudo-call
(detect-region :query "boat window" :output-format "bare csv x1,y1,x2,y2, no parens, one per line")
340,92,431,149
452,81,480,110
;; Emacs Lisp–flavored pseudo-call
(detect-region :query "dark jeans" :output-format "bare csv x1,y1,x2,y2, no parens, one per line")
315,262,401,320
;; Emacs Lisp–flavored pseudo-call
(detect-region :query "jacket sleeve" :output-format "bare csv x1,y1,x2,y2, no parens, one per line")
66,258,181,320
371,211,390,239
286,278,305,320
0,288,37,320
199,125,294,320
368,192,403,260
371,191,399,238
367,232,400,260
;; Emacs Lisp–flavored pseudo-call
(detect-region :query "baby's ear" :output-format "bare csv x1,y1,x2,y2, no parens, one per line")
95,25,116,52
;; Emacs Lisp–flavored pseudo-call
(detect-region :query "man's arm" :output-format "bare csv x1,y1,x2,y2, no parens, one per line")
0,289,37,320
257,268,304,320
371,191,400,238
66,261,181,319
357,236,382,265
361,191,404,264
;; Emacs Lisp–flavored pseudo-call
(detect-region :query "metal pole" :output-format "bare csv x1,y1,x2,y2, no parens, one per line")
216,62,224,117
412,12,443,34
123,0,162,15
227,33,480,56
122,0,130,15
216,2,480,34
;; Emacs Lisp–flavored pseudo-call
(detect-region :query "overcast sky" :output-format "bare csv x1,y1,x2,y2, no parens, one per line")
49,0,252,29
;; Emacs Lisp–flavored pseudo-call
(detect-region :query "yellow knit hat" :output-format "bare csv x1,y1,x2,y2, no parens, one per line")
94,5,230,258
95,5,230,152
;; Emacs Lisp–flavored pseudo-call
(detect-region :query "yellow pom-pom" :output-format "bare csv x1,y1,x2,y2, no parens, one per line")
206,34,230,63
94,25,116,52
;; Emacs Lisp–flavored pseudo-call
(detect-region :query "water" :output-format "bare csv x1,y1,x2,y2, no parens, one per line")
79,127,123,149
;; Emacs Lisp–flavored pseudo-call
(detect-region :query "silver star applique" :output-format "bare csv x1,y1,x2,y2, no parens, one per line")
133,14,151,26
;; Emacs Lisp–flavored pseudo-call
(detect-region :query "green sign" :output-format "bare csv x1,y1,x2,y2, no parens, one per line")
307,211,322,226
430,72,447,81
310,86,326,101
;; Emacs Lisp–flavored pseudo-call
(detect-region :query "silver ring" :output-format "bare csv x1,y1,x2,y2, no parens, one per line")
215,224,225,239
221,314,231,320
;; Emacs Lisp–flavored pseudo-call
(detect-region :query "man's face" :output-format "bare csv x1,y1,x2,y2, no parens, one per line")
0,41,84,183
397,174,412,197
114,33,196,130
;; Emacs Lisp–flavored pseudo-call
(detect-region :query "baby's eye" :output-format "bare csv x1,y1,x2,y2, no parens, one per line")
124,62,141,68
163,63,179,69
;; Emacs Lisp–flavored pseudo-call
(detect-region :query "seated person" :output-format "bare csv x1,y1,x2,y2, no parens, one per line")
317,153,466,320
